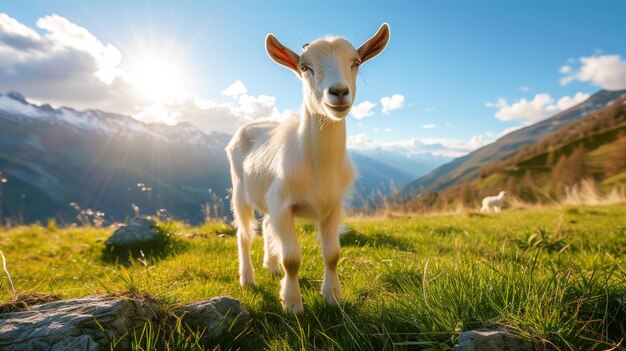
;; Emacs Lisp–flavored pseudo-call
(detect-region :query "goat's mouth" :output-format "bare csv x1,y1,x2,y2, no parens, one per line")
324,102,351,114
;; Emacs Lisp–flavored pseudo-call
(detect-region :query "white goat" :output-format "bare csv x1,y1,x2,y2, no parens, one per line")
481,191,507,213
225,24,390,314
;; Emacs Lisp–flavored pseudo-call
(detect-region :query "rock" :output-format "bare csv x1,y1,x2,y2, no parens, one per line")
452,329,533,351
0,295,156,351
181,297,251,340
105,217,163,249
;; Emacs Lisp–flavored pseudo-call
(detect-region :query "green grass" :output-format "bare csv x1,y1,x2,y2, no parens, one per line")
1,205,625,350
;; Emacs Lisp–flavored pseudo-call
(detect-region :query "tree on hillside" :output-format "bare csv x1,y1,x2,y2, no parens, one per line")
603,135,626,176
546,151,556,166
517,171,539,202
552,146,587,190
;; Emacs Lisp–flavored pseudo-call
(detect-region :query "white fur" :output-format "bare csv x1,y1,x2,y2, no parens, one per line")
481,191,507,213
225,24,390,314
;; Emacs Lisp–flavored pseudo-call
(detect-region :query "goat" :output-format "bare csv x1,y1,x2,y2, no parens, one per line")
481,191,507,213
225,24,390,314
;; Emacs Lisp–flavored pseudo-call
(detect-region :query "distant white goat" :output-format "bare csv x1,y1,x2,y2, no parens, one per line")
481,191,507,213
225,24,390,314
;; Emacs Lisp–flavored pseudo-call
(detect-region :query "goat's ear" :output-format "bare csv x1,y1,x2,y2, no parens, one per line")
357,23,390,64
266,34,300,73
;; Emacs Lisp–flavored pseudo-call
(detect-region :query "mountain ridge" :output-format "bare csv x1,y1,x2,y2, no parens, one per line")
0,91,440,223
405,89,626,195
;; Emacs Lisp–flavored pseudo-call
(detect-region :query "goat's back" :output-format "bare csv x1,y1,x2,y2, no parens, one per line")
226,120,279,155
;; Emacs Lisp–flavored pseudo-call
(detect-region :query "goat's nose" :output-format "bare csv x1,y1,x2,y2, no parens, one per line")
328,85,350,99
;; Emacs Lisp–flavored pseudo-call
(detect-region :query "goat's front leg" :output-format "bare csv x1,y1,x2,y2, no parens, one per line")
319,205,342,305
270,207,304,315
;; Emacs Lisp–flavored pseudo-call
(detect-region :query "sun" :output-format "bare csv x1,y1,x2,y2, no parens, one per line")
128,56,188,102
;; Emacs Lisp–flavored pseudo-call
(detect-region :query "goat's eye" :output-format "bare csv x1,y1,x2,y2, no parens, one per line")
299,65,312,74
352,61,361,69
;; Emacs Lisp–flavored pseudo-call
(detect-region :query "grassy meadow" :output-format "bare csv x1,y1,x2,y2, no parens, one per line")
1,204,625,350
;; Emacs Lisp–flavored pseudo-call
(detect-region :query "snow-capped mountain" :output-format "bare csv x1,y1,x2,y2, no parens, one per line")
0,92,232,224
0,91,229,148
0,92,440,223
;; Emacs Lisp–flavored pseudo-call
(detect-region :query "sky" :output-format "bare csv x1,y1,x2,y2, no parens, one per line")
1,1,626,158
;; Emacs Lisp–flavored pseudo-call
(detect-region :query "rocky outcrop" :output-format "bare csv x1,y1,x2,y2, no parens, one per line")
0,295,156,351
105,217,164,249
181,296,251,340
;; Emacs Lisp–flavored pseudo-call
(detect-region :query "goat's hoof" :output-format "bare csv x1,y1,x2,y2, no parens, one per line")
322,291,341,305
283,301,305,316
239,277,255,287
280,296,304,315
263,262,281,277
321,283,341,305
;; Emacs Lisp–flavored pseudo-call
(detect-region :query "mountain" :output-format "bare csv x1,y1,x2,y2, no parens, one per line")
348,149,449,208
350,148,450,180
0,92,435,224
401,91,626,210
0,92,232,224
405,89,626,196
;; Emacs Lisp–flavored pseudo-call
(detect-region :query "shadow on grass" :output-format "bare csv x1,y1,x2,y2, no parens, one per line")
340,225,415,251
429,225,466,236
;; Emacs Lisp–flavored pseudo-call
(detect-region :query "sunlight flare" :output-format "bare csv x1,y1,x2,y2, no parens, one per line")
127,56,189,102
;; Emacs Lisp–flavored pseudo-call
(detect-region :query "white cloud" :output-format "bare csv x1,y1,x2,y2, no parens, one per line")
486,92,590,125
422,124,436,129
496,125,524,138
347,133,377,149
133,82,281,134
380,94,404,114
0,14,287,134
424,107,435,112
221,80,247,97
0,13,138,113
347,133,489,158
556,92,590,110
0,13,41,45
517,86,531,92
560,54,626,90
350,100,376,119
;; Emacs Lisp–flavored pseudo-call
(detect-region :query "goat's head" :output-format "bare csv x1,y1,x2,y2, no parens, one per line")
499,191,508,198
266,23,390,120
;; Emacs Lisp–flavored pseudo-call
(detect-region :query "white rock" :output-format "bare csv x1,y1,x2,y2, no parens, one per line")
452,329,533,351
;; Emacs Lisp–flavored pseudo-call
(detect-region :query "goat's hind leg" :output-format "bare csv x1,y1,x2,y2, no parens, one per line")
262,216,281,276
232,188,256,286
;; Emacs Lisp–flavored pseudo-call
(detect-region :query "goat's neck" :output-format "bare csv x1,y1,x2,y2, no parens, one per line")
298,107,347,167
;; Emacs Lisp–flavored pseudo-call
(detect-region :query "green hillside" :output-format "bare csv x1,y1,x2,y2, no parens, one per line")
403,97,626,210
405,90,626,197
1,205,625,350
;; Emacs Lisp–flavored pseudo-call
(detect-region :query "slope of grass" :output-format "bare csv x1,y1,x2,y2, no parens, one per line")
1,205,625,350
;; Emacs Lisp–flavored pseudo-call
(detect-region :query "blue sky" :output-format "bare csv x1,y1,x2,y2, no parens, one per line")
2,1,626,157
